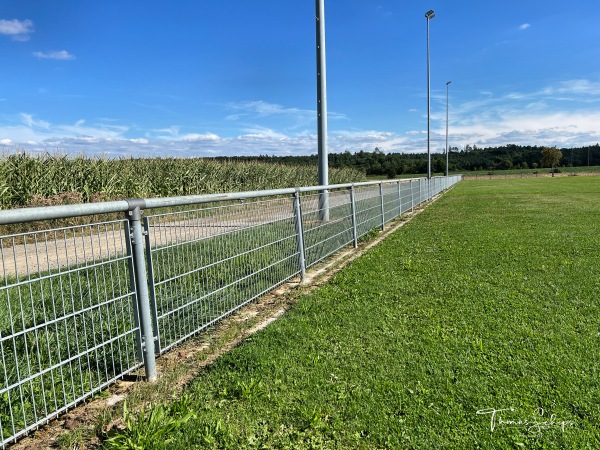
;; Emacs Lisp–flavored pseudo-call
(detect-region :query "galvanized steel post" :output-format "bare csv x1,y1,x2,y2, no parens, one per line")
143,216,161,355
349,185,358,248
429,178,432,201
126,199,157,382
293,191,307,281
427,178,431,201
124,220,144,363
379,182,385,230
397,181,402,216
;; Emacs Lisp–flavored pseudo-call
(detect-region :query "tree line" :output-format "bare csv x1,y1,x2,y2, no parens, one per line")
211,144,600,177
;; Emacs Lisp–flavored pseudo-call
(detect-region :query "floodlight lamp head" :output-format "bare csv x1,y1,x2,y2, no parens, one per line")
425,10,435,20
446,81,452,86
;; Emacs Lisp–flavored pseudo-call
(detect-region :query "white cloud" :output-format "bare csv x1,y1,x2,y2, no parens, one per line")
541,79,600,97
0,19,33,41
225,100,347,125
3,82,600,159
20,113,50,130
228,100,309,118
182,133,220,142
0,114,129,146
224,114,247,121
519,23,531,30
152,126,180,138
33,50,76,61
239,126,288,140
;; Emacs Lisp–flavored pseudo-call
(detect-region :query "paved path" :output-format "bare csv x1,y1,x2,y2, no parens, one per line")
0,191,360,280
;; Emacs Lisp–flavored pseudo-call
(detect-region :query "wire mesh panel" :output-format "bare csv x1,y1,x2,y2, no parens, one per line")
301,189,353,268
400,181,413,214
146,197,300,353
413,181,420,208
354,185,383,238
382,183,401,224
0,220,141,447
436,178,444,195
411,180,418,210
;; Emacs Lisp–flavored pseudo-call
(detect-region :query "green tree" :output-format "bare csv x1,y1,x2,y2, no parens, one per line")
541,147,563,177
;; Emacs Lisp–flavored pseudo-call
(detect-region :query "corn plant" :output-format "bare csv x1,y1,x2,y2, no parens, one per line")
0,151,364,210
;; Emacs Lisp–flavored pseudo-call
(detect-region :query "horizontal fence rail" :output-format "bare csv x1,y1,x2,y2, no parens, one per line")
0,175,461,447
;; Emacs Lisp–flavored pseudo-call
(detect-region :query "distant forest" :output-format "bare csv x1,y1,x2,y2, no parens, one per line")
211,144,600,177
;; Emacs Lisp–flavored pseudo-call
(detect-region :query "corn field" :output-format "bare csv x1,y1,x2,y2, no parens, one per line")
0,152,364,210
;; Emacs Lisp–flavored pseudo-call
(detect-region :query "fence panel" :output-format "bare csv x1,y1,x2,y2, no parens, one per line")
302,189,354,267
400,181,413,214
145,197,300,353
0,220,141,446
354,185,382,238
382,182,400,225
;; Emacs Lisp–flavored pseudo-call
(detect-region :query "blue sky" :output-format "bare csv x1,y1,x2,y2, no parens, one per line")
1,0,600,157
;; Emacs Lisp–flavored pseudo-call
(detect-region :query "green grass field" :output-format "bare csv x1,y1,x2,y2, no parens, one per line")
103,177,600,449
365,165,600,181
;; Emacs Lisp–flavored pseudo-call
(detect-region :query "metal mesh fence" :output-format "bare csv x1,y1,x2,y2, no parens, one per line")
382,183,400,224
401,181,415,214
0,220,142,445
302,189,354,267
355,184,383,238
0,176,461,447
145,197,300,353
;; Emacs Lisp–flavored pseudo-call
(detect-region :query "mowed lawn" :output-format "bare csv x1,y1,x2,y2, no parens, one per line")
105,177,600,449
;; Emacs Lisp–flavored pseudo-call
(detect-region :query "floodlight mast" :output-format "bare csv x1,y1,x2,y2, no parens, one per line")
446,80,452,177
316,0,329,221
425,10,435,180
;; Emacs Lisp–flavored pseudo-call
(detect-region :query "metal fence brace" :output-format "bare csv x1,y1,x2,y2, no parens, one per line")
125,199,157,381
293,191,307,281
349,185,358,248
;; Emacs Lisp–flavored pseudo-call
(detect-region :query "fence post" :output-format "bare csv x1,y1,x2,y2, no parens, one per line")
428,178,432,201
397,181,402,217
379,182,385,230
126,199,157,382
318,189,330,222
143,216,161,355
293,191,306,281
124,220,143,364
349,185,358,248
410,180,414,212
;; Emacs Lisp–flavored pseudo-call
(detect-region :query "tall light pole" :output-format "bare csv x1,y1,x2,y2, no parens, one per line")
445,80,451,177
425,10,435,180
316,0,329,221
